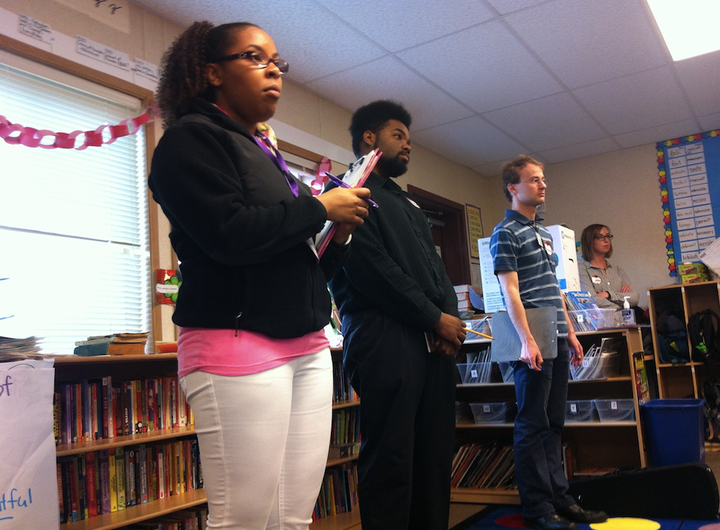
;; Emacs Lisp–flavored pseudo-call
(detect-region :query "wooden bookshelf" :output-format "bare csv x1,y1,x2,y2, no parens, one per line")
56,426,197,457
55,351,361,530
54,354,202,530
648,281,720,399
452,327,648,505
310,509,361,530
59,489,207,530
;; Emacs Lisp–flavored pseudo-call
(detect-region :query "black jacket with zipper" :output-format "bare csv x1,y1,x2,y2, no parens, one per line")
149,99,348,338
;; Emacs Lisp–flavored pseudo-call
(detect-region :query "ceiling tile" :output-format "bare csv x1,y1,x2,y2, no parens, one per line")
132,0,720,173
304,56,474,131
485,0,552,15
471,161,503,178
674,51,720,117
315,0,496,52
538,137,621,164
699,113,720,133
472,151,549,177
613,119,701,149
505,0,669,88
135,0,388,82
243,4,388,83
483,92,607,151
410,116,529,167
573,66,695,135
397,21,563,113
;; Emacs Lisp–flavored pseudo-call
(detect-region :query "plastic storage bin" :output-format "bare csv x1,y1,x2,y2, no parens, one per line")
469,402,513,424
568,308,616,331
594,399,635,422
499,362,514,383
457,362,493,384
570,356,604,380
565,400,596,422
640,398,705,466
570,351,622,380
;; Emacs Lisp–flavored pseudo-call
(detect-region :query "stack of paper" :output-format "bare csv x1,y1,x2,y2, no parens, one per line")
315,149,381,257
0,336,43,361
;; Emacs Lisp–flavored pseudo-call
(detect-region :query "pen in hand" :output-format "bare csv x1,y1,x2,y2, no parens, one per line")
464,328,494,340
325,172,378,208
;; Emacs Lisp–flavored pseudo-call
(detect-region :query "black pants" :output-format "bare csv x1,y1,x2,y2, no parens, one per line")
342,310,456,530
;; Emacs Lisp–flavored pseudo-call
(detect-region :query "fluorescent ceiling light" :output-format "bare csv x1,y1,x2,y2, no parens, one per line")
646,0,720,61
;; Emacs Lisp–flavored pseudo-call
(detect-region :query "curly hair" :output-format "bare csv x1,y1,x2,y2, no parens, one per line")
156,21,258,128
581,224,613,261
349,100,412,157
500,155,543,202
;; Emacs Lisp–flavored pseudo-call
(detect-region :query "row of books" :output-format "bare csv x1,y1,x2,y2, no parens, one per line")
125,507,207,529
54,376,192,445
451,441,516,490
313,462,358,520
330,407,360,448
57,440,202,523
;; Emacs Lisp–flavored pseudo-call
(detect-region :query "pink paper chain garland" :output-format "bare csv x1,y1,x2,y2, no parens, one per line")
0,103,158,150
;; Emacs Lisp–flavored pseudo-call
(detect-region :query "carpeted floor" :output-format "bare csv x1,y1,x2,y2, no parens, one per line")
452,505,720,530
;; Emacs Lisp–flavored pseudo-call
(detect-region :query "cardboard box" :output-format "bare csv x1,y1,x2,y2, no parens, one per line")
681,272,709,284
546,225,581,292
678,262,708,275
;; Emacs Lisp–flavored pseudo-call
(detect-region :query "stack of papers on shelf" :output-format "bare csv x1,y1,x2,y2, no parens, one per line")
315,149,381,257
0,336,44,361
74,332,149,356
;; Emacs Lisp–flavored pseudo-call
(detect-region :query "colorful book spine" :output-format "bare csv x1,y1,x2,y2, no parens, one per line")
115,447,126,511
139,445,148,504
99,450,111,514
85,451,98,518
109,449,118,512
125,448,137,506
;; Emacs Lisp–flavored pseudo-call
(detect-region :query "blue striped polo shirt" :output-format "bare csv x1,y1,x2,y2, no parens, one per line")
490,209,568,336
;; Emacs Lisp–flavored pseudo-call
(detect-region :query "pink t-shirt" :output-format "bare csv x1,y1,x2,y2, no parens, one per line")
177,327,330,377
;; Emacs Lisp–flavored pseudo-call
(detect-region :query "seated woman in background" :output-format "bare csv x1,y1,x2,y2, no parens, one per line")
579,224,646,322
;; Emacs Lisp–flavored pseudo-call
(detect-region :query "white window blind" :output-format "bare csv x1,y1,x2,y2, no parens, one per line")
0,57,151,355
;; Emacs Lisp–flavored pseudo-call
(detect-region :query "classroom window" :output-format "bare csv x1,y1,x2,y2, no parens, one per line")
0,56,152,355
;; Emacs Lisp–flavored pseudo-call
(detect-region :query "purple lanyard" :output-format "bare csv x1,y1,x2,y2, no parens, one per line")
253,132,299,197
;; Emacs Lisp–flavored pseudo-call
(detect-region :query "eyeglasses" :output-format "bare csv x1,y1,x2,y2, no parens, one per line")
215,51,289,74
594,234,614,241
520,177,547,186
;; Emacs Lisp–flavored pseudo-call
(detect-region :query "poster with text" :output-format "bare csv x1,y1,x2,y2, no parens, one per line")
657,130,720,275
0,359,58,529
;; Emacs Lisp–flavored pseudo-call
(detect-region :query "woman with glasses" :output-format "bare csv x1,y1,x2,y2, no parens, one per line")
149,21,371,529
579,224,642,320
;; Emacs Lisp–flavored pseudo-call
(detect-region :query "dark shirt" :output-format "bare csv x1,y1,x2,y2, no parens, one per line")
148,99,348,337
329,172,459,330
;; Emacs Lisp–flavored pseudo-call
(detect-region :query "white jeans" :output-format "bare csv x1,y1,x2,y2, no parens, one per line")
180,349,333,529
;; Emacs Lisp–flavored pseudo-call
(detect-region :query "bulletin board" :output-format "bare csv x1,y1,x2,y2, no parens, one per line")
465,204,483,260
656,129,720,276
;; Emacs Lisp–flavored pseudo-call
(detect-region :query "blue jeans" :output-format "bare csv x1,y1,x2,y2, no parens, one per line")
511,341,576,518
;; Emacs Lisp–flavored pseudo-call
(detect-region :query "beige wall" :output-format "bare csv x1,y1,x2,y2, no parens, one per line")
0,0,675,326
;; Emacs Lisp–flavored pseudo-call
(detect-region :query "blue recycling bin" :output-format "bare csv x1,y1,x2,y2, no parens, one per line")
640,398,705,466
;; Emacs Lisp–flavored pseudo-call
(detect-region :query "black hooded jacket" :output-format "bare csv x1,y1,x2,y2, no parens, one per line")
149,99,348,338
